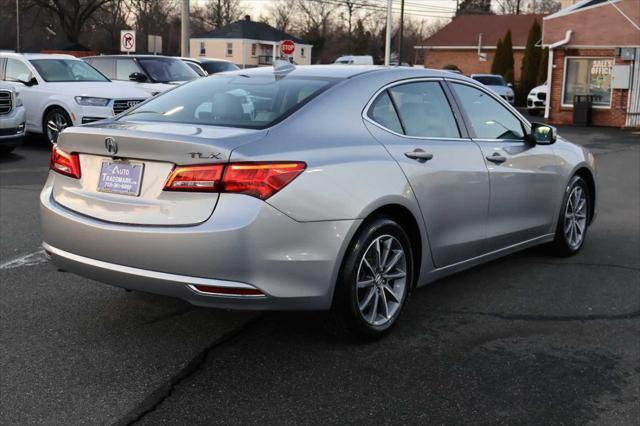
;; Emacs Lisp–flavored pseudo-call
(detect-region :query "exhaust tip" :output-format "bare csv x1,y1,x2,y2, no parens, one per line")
191,284,264,297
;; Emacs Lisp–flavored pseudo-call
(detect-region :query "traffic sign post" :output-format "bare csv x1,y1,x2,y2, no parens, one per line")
280,40,295,57
121,30,136,53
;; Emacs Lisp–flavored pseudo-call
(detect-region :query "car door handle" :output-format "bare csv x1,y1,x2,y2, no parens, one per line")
486,153,507,164
404,150,434,161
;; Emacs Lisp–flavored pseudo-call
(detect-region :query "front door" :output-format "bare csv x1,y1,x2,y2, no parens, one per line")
449,81,562,252
364,80,490,267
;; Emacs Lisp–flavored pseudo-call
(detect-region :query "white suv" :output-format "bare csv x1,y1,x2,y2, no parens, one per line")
527,83,548,116
0,83,26,154
0,53,151,144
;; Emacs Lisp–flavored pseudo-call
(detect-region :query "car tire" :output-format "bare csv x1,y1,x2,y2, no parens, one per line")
43,108,71,145
528,109,539,116
549,175,590,257
0,145,16,155
331,217,414,339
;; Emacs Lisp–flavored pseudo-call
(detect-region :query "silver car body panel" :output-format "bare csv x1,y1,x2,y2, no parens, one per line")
41,66,596,310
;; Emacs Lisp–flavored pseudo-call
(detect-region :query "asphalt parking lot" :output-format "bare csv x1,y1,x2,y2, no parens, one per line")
1,122,638,424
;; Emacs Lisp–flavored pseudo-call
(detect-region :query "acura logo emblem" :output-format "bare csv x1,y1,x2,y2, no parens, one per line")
105,137,118,155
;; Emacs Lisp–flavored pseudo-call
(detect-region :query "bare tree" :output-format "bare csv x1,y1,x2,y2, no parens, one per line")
495,0,524,14
197,0,243,29
264,0,295,33
295,0,336,62
527,0,561,13
128,0,178,53
29,0,115,43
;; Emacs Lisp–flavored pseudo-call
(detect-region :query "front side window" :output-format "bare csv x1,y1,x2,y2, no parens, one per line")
5,59,32,81
452,83,524,140
116,58,142,80
202,61,239,74
119,75,336,129
472,75,506,86
138,57,198,83
563,57,613,106
387,82,460,138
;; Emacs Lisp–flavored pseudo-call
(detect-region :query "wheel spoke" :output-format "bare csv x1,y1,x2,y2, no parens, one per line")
380,289,390,320
380,238,392,270
368,292,379,323
357,279,374,289
374,238,382,269
383,270,406,280
359,288,376,310
47,121,58,132
383,250,403,273
383,284,401,303
362,257,376,275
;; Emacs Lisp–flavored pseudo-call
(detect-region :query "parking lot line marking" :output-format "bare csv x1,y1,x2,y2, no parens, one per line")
0,249,48,270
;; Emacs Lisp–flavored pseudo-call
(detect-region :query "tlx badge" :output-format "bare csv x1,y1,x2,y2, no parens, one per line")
188,152,222,159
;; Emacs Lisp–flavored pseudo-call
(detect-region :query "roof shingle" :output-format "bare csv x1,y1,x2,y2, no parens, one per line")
420,14,546,48
193,18,307,45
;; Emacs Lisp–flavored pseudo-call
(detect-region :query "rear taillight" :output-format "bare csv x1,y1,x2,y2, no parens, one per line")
50,145,81,179
164,162,306,200
164,164,224,192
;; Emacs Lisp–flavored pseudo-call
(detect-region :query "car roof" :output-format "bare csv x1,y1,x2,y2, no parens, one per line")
470,73,503,78
222,64,475,81
180,57,233,64
0,52,79,60
83,55,179,59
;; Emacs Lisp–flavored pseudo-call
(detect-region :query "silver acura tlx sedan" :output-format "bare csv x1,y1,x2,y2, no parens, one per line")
41,65,596,338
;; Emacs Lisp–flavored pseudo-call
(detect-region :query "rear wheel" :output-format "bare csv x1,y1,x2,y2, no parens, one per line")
549,175,590,256
43,108,71,144
332,218,414,339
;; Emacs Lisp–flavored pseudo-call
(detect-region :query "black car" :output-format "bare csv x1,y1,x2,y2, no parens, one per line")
180,57,240,75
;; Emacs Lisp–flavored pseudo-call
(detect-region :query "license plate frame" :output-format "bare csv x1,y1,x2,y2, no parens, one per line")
97,161,144,196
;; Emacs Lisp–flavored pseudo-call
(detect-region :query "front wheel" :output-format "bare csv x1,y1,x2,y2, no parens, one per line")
332,218,414,339
43,108,71,145
549,175,590,256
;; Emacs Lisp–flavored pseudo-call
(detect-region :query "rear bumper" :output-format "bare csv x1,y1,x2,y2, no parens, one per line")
40,175,358,310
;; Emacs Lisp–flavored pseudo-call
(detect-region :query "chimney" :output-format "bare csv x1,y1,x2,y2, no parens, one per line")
245,15,251,22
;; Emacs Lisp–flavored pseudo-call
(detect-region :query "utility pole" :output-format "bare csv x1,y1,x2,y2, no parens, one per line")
181,0,189,57
15,0,20,52
384,0,392,65
397,0,405,65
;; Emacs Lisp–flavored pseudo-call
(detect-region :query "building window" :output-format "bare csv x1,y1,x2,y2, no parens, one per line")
300,47,305,57
251,43,257,57
226,42,233,56
200,42,206,55
563,57,614,107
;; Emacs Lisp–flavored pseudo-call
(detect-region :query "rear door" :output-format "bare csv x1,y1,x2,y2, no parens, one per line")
364,79,490,267
448,81,562,251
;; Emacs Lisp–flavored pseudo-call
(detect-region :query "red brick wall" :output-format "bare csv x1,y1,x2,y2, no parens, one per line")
425,49,526,81
547,48,628,127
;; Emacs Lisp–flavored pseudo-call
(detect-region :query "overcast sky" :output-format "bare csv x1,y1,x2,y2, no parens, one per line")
189,0,459,24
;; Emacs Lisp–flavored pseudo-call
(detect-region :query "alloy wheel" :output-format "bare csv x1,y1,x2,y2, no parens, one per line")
46,111,69,144
356,234,407,327
564,186,588,249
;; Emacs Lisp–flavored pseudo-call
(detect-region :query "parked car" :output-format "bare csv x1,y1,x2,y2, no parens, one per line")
83,55,199,95
0,53,150,144
334,55,374,65
0,83,26,154
41,66,596,338
527,83,548,115
470,74,515,105
180,57,240,75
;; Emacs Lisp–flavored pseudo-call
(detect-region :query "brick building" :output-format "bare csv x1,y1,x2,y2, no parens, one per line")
415,14,545,82
542,0,640,127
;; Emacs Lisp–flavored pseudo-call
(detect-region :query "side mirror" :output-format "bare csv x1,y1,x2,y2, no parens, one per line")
530,122,556,145
129,72,147,82
17,73,37,86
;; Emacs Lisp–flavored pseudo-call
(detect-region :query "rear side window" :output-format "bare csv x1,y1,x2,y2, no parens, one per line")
388,82,460,138
367,91,403,134
119,75,336,129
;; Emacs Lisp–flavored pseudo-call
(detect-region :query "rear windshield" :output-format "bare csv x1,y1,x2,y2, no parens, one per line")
201,61,239,74
137,57,198,83
119,74,336,129
472,76,506,86
30,59,109,82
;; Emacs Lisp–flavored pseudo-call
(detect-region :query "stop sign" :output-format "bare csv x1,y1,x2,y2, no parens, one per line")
280,40,295,56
